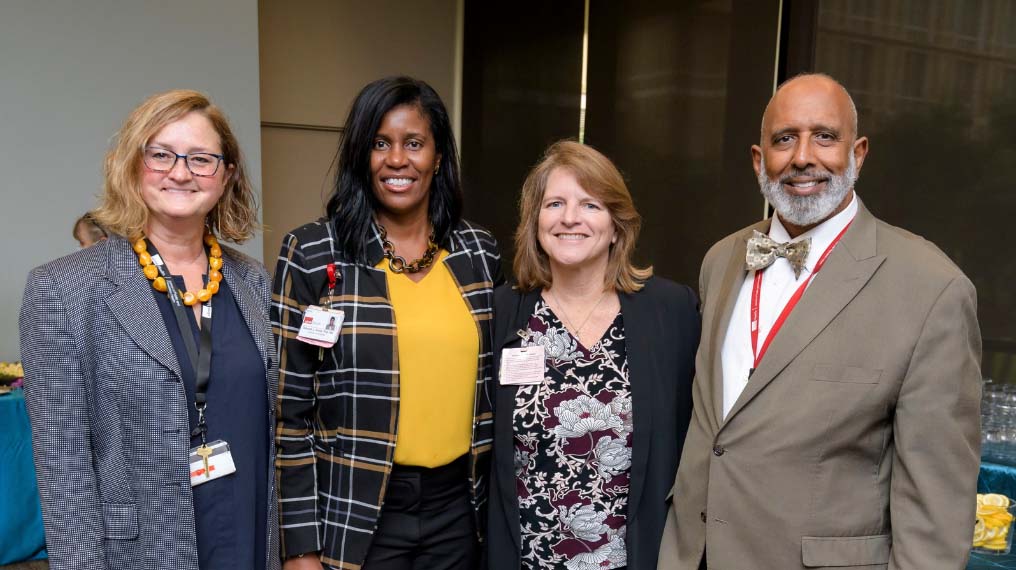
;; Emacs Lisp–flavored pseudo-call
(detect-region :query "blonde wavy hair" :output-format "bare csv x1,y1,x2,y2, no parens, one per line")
92,89,258,242
514,140,652,293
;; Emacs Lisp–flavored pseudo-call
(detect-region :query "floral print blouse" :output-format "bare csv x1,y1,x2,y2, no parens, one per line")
514,300,631,570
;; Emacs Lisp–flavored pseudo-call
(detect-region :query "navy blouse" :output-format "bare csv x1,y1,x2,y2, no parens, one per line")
153,275,269,570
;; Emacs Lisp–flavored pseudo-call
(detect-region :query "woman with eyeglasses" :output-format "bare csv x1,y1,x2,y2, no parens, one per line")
20,89,279,570
272,76,501,570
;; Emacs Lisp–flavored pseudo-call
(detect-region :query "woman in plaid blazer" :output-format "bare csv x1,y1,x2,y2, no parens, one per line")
20,90,279,570
273,77,502,570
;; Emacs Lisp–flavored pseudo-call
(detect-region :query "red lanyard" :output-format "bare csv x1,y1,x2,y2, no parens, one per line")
749,220,853,373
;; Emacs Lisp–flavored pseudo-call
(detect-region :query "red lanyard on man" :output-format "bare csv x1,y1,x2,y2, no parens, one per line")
749,220,853,377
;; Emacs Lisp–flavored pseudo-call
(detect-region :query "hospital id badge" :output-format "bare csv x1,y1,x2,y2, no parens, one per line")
189,440,236,487
499,345,545,385
297,305,344,347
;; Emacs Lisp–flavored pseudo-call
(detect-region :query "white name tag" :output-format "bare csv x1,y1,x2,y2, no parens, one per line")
499,345,545,385
189,440,236,487
297,305,344,348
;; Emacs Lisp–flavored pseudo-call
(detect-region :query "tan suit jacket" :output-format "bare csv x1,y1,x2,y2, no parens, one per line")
658,200,981,570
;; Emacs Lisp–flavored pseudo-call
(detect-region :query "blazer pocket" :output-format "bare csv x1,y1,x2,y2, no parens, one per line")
802,534,890,567
811,364,883,384
102,502,139,540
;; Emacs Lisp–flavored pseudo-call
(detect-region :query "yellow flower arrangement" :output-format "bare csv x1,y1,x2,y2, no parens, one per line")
0,361,23,381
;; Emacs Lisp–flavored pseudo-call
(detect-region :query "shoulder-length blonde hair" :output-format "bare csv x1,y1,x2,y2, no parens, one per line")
514,140,652,293
92,89,258,242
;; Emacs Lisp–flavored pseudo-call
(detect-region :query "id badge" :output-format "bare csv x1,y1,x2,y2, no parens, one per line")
499,345,545,385
189,440,236,487
297,305,344,348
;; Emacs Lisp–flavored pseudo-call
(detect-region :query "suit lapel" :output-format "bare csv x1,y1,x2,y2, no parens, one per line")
707,224,764,428
103,235,183,380
618,289,653,525
721,202,885,424
442,248,483,305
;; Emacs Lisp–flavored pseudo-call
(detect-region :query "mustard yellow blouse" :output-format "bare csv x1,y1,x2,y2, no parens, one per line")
378,250,479,467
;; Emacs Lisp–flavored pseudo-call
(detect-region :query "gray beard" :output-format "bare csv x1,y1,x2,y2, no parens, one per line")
758,153,857,226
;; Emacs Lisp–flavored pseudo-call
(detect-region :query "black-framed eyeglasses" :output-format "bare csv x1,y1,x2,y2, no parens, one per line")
143,146,225,177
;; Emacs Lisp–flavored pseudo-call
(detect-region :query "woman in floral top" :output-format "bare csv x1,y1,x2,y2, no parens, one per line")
488,141,701,570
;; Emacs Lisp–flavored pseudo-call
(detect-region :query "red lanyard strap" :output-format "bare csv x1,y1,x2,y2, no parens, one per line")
326,263,337,296
750,220,853,373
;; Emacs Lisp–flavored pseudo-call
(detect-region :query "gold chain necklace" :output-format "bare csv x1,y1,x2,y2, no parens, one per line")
548,288,610,338
377,224,439,274
134,233,223,305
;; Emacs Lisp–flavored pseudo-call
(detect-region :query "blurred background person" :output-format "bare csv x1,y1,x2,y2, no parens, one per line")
487,141,700,570
20,89,278,570
272,76,501,570
72,211,107,248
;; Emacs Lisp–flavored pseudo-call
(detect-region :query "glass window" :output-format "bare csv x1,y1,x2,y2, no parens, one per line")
902,50,929,100
953,0,984,40
903,0,932,31
846,42,875,93
1003,3,1016,47
814,0,1016,380
1005,67,1016,99
952,59,977,107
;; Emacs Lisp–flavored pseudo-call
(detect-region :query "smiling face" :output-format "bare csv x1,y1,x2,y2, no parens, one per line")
751,75,868,233
537,167,617,276
140,111,229,232
370,104,441,220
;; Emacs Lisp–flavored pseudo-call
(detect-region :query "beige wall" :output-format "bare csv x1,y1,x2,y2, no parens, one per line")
0,0,261,361
259,0,461,266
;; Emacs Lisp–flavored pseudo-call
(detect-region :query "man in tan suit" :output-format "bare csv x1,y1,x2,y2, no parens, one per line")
658,74,981,570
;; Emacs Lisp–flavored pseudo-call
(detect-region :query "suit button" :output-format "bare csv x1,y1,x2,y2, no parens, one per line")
712,445,725,456
700,511,707,523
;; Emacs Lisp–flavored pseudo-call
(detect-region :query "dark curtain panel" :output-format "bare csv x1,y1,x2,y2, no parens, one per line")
460,1,586,266
584,0,781,289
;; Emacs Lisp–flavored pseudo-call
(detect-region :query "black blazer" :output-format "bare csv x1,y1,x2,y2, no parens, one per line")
487,276,700,570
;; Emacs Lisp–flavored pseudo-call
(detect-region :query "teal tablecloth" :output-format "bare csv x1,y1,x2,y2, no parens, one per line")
0,389,47,564
968,461,1016,569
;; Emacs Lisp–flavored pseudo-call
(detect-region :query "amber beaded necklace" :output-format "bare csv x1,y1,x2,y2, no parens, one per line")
134,233,223,306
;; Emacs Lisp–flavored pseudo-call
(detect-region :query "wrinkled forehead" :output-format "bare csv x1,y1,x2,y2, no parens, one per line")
762,80,855,139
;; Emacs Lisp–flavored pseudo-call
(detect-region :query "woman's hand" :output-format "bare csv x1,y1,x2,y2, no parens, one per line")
283,553,324,570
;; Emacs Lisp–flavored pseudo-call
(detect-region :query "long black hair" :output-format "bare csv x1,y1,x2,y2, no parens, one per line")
325,76,463,263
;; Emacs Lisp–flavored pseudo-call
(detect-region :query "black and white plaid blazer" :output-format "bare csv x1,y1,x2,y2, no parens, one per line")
19,235,280,570
271,219,501,569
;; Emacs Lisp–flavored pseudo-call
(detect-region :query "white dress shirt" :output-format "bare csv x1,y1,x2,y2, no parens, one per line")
720,193,858,419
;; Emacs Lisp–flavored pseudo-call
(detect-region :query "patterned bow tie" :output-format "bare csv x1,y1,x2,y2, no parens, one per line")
745,230,812,278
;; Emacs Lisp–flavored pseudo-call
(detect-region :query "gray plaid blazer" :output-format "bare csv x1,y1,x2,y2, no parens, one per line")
19,235,280,570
